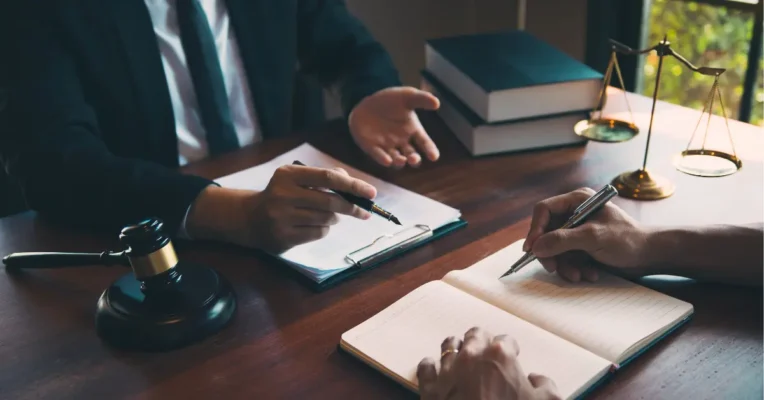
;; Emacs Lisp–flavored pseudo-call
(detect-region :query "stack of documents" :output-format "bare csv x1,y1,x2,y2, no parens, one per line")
215,143,463,284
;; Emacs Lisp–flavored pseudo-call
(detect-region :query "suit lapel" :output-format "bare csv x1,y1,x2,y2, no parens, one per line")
226,0,291,139
106,0,178,166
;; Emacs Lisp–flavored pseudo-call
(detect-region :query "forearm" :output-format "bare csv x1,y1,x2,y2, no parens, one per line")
645,223,764,285
5,134,213,234
185,185,254,246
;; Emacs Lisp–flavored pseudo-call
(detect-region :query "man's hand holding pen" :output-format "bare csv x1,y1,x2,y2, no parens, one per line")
248,164,380,253
187,164,378,254
521,187,653,283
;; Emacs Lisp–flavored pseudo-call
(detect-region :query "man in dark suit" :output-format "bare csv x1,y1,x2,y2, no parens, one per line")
0,0,441,253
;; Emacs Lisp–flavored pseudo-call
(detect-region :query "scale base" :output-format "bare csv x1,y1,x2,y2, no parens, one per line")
611,169,675,200
574,118,639,143
95,261,236,352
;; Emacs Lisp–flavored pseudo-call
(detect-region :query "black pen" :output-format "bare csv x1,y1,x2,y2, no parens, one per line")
292,160,401,225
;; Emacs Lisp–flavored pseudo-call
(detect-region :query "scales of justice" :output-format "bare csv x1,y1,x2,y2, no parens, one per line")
573,34,742,200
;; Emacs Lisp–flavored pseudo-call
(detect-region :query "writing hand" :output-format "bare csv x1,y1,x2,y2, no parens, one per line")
417,327,560,400
186,166,376,254
523,187,650,282
348,86,441,169
245,165,377,252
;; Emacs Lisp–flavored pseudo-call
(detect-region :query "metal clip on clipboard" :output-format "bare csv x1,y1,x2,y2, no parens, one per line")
344,224,433,268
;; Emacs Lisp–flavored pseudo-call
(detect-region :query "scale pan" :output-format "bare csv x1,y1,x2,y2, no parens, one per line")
674,149,742,177
574,118,639,143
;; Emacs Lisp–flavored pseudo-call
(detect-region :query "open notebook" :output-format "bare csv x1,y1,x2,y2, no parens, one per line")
215,143,464,287
340,239,694,399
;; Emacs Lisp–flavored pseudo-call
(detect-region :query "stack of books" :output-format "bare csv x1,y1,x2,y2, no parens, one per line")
421,30,603,156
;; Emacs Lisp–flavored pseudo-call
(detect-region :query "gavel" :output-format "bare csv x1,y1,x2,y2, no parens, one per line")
2,218,237,352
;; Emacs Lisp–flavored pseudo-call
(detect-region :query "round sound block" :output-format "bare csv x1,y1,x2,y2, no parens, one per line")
95,261,236,352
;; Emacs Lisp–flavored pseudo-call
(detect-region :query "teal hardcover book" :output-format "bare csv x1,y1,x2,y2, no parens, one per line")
420,69,589,156
425,30,603,123
340,239,693,399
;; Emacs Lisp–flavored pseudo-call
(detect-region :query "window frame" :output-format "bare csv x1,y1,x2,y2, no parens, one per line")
645,0,762,123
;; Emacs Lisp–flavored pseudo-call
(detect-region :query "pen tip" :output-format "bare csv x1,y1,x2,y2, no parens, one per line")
391,216,401,225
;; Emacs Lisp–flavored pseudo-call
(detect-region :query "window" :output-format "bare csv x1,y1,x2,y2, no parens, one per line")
638,0,763,126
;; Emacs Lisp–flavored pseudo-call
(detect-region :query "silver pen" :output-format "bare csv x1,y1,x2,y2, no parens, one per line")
499,185,619,278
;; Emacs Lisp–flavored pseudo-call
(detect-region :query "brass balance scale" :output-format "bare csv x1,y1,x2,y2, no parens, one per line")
573,35,743,200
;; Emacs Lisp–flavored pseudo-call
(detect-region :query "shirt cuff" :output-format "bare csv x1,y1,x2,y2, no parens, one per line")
176,182,220,240
176,203,194,240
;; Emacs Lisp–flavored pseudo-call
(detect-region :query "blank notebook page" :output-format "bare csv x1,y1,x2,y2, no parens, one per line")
443,240,694,363
341,281,612,400
214,143,461,276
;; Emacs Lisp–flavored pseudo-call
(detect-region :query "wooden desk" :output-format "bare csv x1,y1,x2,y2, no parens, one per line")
0,89,761,399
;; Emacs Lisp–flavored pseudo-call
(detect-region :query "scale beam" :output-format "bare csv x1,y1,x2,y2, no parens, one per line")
578,34,741,200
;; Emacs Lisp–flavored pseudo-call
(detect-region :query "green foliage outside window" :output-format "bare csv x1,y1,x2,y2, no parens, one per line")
640,0,763,126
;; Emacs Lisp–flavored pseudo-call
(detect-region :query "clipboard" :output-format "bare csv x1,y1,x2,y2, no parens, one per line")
291,219,467,292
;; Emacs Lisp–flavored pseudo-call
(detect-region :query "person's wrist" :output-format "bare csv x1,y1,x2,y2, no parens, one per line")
640,226,678,271
186,185,253,245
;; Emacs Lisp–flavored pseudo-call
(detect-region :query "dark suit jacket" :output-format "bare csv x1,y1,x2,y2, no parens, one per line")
0,0,401,235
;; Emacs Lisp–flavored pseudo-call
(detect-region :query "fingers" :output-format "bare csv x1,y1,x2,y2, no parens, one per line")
386,133,434,168
416,358,438,400
487,334,520,361
284,165,377,199
537,256,558,273
291,187,372,219
531,224,600,259
402,87,440,111
287,208,340,227
556,263,582,282
559,252,599,282
524,188,596,252
400,143,422,167
428,329,534,400
388,148,408,168
367,146,393,167
528,373,559,399
546,252,600,283
374,143,424,168
579,265,599,282
460,327,492,360
412,129,440,162
440,336,463,373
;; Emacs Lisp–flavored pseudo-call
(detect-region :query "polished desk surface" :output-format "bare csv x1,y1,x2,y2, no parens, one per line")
1,89,762,399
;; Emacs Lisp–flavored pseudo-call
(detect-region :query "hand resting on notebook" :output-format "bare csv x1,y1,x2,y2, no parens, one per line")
524,188,763,286
186,165,377,253
417,327,561,400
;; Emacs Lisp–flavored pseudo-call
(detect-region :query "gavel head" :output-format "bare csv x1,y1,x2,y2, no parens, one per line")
119,218,180,288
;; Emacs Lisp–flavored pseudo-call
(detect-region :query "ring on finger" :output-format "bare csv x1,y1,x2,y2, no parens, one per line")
440,348,459,358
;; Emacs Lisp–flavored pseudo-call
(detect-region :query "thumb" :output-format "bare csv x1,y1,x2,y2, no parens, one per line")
528,373,559,398
531,225,596,258
402,87,440,111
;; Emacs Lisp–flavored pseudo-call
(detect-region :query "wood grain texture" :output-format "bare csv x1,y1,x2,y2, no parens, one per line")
0,89,761,399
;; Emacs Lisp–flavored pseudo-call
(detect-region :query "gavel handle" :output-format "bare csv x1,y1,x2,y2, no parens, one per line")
2,251,129,269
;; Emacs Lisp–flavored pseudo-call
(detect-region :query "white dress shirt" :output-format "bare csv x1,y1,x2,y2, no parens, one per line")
144,0,262,166
144,0,262,237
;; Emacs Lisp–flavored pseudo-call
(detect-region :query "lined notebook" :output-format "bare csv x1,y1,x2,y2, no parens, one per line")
340,240,694,399
215,143,463,284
